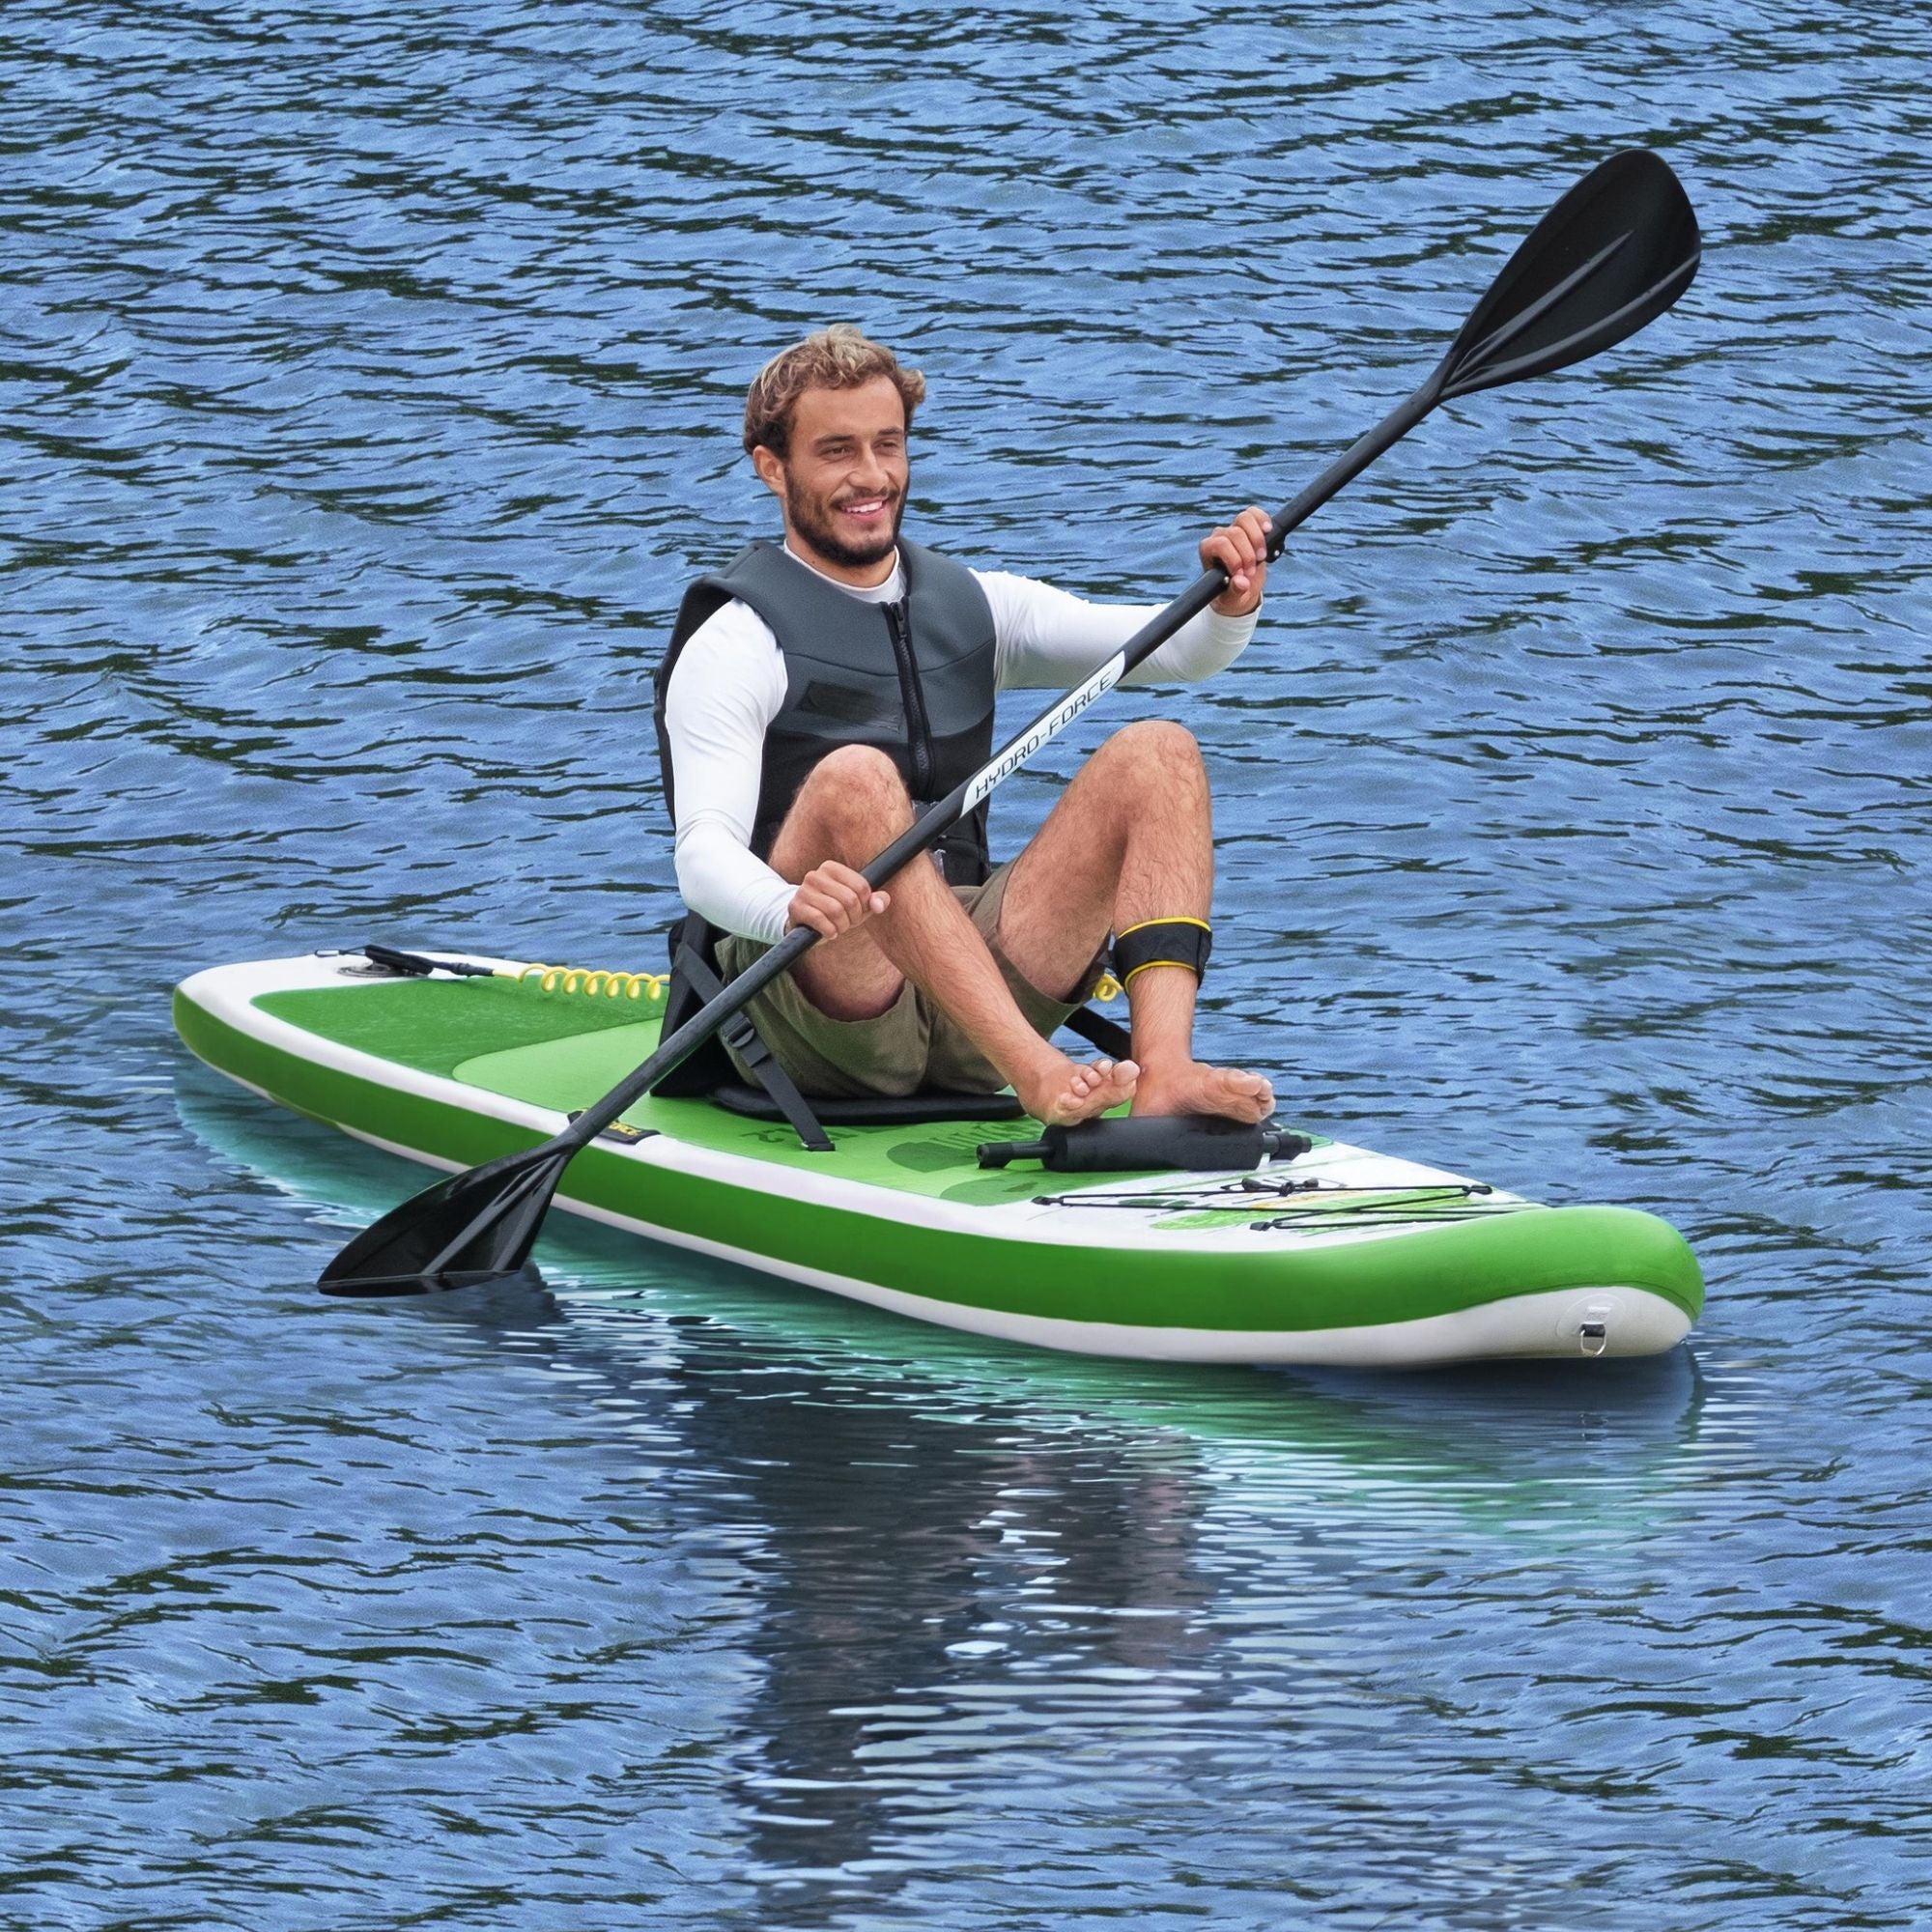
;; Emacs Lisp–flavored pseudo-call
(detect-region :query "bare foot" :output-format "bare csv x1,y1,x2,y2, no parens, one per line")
1131,1061,1274,1124
1012,1052,1140,1127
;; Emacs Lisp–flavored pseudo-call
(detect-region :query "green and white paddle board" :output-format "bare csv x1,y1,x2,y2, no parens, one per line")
173,951,1703,1368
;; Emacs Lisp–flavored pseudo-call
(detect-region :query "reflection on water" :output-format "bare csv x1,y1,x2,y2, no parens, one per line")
7,1,1932,1924
156,1075,1744,1922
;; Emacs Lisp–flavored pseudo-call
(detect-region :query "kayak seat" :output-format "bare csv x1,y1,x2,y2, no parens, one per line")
651,913,1131,1150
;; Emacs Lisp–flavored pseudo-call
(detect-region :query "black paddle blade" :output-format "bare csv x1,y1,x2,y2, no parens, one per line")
1439,150,1699,402
318,1143,570,1297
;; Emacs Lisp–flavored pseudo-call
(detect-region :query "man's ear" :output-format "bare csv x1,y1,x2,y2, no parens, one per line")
751,445,786,501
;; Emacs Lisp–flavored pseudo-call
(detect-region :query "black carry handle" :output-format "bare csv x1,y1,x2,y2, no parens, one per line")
978,1118,1313,1175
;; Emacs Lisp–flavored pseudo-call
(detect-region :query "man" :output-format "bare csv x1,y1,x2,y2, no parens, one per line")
653,325,1275,1129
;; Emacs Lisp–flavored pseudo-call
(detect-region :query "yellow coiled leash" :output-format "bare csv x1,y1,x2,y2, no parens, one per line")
515,962,668,1002
363,939,1116,1006
357,942,667,1001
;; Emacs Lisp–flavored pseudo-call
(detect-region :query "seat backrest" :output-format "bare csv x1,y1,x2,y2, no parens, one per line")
649,913,741,1097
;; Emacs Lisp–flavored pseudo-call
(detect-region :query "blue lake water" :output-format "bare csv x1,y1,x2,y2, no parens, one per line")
5,3,1930,1926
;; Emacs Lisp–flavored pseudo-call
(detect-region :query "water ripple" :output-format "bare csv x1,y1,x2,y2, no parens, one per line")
7,2,1932,1926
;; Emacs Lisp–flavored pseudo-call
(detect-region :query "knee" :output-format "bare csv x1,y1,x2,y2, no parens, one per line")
1104,719,1204,776
810,743,906,796
799,744,910,831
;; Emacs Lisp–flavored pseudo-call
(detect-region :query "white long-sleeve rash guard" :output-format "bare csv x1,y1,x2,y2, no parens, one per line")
663,542,1260,945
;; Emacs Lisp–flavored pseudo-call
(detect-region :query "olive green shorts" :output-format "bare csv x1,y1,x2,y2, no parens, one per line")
715,860,1106,1099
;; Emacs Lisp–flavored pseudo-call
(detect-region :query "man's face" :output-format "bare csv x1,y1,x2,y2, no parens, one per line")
757,376,910,574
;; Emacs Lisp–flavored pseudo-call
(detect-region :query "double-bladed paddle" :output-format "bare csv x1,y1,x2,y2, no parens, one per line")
319,146,1699,1298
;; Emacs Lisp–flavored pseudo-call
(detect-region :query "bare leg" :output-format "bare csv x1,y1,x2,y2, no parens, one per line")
997,720,1274,1122
766,746,1137,1124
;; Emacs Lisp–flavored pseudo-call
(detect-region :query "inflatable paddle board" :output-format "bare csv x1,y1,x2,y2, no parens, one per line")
173,950,1703,1368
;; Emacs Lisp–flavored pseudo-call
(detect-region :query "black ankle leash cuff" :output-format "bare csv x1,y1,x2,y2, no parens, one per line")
1111,917,1212,987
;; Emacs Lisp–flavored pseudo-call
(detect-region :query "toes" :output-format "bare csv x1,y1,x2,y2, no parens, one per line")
1221,1068,1273,1116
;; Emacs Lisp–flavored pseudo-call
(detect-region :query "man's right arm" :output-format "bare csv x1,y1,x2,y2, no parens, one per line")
662,605,797,946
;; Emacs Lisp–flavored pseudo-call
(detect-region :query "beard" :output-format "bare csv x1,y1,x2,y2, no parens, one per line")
783,468,907,570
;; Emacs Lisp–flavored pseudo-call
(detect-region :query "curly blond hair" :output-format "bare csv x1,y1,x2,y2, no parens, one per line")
742,326,926,458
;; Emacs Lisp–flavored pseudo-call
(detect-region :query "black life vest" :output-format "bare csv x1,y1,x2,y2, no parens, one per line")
653,538,999,885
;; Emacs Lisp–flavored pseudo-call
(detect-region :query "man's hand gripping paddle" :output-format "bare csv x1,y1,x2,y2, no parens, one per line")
319,147,1699,1298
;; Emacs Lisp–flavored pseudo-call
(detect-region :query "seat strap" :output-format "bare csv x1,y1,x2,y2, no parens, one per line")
657,922,1126,1149
1062,1004,1133,1061
669,936,835,1154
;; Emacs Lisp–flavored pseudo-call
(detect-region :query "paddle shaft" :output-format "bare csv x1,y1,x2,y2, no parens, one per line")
565,377,1448,1147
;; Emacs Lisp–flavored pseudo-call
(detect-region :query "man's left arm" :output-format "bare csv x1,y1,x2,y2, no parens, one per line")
982,506,1271,689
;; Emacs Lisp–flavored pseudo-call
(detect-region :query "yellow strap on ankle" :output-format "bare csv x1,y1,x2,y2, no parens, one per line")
1111,917,1212,987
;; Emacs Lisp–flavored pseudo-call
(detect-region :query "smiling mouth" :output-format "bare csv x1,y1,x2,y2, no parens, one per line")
836,495,893,519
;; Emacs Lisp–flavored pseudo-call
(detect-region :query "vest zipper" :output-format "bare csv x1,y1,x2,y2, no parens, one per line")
886,598,935,800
